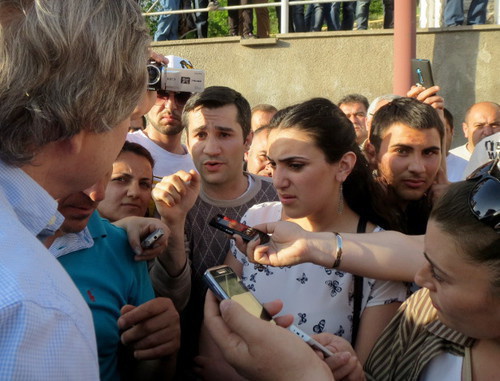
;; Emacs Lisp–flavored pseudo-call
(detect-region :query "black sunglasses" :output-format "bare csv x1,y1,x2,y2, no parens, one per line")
156,91,192,105
466,158,500,232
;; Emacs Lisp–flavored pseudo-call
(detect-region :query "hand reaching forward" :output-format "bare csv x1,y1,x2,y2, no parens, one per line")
152,170,200,225
238,220,335,268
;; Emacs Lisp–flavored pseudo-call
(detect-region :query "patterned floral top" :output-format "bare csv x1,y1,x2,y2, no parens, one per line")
231,201,407,342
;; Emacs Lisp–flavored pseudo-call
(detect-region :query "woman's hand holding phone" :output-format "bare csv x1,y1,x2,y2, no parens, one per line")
204,291,334,381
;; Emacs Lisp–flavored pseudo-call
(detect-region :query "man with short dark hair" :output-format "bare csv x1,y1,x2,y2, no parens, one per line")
150,86,278,375
365,97,444,234
251,103,277,131
339,94,370,145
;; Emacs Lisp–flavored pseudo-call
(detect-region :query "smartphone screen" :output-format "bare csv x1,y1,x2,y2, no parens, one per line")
209,214,270,244
204,265,334,357
204,265,273,321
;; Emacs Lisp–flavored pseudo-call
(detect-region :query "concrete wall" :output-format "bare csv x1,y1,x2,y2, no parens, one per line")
152,25,500,147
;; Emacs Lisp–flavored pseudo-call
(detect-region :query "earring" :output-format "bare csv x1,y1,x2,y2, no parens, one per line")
338,183,344,215
372,169,378,178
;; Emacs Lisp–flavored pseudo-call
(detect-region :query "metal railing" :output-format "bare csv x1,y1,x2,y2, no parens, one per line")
143,0,499,36
143,0,355,35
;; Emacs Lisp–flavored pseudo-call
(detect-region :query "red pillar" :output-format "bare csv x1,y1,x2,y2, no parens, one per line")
393,0,417,96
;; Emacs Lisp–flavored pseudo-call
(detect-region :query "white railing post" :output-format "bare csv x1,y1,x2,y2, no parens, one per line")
419,0,444,28
280,0,289,34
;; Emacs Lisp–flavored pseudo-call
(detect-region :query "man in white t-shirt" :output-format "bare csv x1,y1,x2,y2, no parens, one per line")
447,101,500,181
127,56,199,180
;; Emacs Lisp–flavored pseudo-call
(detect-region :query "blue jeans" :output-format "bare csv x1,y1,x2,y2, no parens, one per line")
306,3,334,31
276,5,306,32
331,1,355,30
355,0,393,29
444,0,489,26
155,0,181,41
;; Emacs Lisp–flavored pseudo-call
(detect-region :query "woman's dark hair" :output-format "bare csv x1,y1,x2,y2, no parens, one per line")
431,180,500,292
273,98,398,230
120,141,155,170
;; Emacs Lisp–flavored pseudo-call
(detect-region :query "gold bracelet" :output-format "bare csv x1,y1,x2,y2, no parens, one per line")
331,232,343,268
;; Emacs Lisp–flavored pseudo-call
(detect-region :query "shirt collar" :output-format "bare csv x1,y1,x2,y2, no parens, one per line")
48,211,106,259
0,161,64,239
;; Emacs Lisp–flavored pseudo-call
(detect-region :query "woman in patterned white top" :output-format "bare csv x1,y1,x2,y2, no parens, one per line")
197,98,407,379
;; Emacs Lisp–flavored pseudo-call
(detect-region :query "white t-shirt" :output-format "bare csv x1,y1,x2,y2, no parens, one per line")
230,202,407,342
447,144,471,182
419,352,463,381
127,130,196,179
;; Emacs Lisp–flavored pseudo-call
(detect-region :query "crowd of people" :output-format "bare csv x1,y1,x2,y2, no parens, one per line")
1,0,499,380
152,0,492,40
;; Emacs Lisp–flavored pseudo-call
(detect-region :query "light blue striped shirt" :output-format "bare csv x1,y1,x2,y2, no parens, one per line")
0,161,99,380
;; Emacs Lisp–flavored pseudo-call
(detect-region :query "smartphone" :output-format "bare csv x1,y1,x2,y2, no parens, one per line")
141,228,164,249
209,214,270,244
204,265,333,357
411,59,435,88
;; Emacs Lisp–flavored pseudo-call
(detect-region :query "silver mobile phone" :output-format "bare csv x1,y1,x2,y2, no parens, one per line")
204,265,333,357
141,228,164,249
411,58,435,87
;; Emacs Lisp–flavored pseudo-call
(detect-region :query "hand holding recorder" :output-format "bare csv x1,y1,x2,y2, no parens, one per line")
209,214,270,244
113,216,170,261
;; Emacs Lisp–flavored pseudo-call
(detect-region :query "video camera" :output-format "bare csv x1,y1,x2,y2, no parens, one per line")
147,60,205,93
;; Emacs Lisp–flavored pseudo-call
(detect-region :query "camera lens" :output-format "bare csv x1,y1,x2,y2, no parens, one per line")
147,64,161,87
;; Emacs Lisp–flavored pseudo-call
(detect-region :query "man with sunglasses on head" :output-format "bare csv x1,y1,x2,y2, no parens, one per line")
128,56,198,179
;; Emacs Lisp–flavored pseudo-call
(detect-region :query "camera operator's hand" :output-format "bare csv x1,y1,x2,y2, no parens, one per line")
149,50,169,66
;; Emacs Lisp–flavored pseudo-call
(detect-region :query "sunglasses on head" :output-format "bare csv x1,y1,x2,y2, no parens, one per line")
155,91,192,106
466,158,500,232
